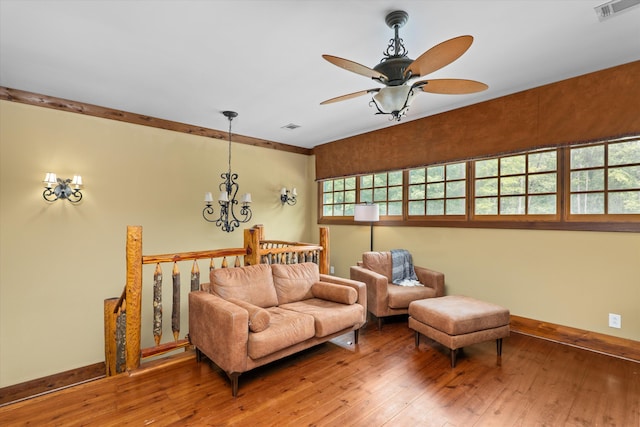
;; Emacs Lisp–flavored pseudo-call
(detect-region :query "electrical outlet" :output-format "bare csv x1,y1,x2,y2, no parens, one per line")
608,313,621,329
330,266,335,274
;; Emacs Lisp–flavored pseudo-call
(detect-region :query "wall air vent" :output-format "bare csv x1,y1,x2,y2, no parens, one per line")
595,0,640,21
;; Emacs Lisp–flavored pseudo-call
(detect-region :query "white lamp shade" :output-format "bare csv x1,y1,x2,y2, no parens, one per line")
292,187,297,196
204,192,213,202
281,187,287,195
242,193,252,203
354,204,379,222
43,172,57,186
71,175,83,186
218,191,229,202
372,85,416,115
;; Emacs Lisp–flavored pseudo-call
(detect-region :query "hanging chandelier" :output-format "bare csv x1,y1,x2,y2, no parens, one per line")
203,110,252,232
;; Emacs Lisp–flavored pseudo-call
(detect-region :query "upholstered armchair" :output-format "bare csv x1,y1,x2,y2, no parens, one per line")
350,251,445,329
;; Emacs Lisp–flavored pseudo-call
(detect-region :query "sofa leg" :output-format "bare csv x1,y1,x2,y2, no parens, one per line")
377,317,383,330
228,372,240,397
195,347,202,363
414,331,420,348
496,338,503,356
354,329,359,344
450,348,457,368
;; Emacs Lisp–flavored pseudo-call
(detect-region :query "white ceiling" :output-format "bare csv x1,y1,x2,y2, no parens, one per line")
1,0,639,149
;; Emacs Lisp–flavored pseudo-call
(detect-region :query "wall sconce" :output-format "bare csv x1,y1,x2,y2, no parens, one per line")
42,172,83,203
280,187,297,205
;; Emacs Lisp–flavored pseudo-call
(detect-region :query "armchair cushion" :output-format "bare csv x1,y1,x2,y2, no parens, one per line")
387,284,437,308
362,252,393,281
211,264,278,308
271,262,319,304
227,298,271,333
312,281,357,305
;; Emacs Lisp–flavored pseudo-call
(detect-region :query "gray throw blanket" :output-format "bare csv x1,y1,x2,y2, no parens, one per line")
390,249,423,286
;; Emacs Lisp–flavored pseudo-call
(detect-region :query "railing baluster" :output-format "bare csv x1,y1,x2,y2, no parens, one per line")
191,260,200,292
153,263,163,346
221,257,228,268
116,306,126,373
171,262,180,342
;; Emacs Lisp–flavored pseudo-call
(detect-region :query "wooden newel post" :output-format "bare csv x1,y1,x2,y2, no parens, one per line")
319,227,330,275
125,225,143,372
244,226,260,266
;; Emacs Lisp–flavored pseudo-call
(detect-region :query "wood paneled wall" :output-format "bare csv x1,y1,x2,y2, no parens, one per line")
313,61,640,180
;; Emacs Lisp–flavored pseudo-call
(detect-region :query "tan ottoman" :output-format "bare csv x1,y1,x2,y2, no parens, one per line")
408,295,510,367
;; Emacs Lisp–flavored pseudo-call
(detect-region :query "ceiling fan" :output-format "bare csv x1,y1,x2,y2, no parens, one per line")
321,10,488,121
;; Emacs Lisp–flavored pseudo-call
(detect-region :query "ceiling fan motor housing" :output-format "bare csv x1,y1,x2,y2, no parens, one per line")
374,57,413,86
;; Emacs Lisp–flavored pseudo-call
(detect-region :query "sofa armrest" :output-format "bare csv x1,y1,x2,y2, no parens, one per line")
414,266,445,297
318,274,367,324
188,291,249,374
349,266,389,316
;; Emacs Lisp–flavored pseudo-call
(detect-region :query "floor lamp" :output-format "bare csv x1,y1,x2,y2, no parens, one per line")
354,203,380,252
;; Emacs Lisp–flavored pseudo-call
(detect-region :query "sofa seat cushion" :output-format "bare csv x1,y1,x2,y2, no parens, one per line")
280,299,364,338
387,284,436,309
271,263,319,304
211,264,278,308
247,307,315,360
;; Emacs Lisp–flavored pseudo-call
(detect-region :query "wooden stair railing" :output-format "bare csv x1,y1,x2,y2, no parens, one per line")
104,225,329,376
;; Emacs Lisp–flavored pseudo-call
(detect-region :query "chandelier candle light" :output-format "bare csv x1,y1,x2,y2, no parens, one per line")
203,111,252,232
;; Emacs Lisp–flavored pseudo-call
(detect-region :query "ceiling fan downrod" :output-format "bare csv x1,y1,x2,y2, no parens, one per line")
382,10,409,60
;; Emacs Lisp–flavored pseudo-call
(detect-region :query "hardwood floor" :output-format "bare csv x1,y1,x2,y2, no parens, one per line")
1,318,638,426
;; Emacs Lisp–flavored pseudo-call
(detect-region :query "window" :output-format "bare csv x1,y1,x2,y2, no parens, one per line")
569,139,640,217
408,162,466,217
318,137,639,231
473,149,558,219
321,177,356,217
359,171,403,216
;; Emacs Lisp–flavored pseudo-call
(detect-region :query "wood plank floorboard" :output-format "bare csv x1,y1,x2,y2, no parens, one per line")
0,319,637,426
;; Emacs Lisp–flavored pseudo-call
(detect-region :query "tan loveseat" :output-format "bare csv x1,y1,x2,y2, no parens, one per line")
350,251,444,329
189,262,366,396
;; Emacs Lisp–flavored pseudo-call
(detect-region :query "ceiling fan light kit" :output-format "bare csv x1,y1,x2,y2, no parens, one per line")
321,10,488,121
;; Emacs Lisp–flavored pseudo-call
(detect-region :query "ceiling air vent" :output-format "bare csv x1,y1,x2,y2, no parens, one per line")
595,0,640,21
281,123,301,130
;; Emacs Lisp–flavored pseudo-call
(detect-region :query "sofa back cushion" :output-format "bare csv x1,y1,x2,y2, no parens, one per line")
211,264,278,308
271,262,319,304
362,251,392,281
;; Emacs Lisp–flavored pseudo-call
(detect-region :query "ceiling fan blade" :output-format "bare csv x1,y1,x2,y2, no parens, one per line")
320,89,379,105
415,79,488,94
322,55,388,81
405,35,474,78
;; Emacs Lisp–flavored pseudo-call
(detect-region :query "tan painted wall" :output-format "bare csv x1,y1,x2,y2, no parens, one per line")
2,99,638,388
326,224,640,341
0,100,314,387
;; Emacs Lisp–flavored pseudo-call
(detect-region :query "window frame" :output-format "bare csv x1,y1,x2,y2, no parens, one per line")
565,140,640,223
317,137,640,232
470,148,561,222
